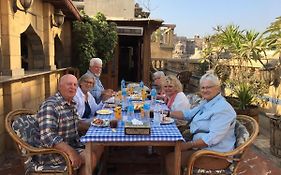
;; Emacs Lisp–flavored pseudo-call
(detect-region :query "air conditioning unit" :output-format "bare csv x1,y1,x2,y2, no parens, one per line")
116,26,143,36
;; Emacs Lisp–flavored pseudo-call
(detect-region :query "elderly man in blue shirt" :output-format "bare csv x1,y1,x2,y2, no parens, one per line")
84,57,113,103
165,71,236,175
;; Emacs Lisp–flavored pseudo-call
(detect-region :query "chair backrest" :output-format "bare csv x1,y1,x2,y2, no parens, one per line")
231,115,259,173
5,109,39,173
185,114,259,175
5,109,38,154
5,109,73,175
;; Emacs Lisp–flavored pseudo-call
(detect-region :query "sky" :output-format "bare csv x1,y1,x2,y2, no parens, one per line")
136,0,281,38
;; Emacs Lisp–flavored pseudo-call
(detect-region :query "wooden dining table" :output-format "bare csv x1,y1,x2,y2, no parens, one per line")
80,102,185,175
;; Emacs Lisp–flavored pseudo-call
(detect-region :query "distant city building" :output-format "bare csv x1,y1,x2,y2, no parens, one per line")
173,35,204,59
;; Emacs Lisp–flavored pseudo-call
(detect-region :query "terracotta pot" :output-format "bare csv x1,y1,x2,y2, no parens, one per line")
235,105,260,124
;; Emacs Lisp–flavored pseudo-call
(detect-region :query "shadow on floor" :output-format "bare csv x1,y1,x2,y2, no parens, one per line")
1,145,281,175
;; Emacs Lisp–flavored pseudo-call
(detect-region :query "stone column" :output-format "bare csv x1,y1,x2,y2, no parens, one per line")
1,1,24,76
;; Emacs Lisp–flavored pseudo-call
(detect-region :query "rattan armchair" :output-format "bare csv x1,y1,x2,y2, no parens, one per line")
184,114,259,175
5,109,74,175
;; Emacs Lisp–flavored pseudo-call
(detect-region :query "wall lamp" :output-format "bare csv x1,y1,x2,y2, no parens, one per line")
13,0,33,13
51,9,65,28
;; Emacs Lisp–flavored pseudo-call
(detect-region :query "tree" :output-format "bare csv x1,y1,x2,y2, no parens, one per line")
201,24,269,110
73,12,118,73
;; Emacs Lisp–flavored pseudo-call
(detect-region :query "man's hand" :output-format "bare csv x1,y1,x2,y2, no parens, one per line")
68,148,83,169
54,142,82,169
101,89,114,101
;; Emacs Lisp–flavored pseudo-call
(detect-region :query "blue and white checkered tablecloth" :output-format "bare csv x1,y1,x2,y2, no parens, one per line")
80,110,185,143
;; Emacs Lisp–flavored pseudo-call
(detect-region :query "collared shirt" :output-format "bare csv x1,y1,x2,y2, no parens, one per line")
183,93,236,152
170,92,191,111
85,70,104,103
73,86,103,119
36,92,82,166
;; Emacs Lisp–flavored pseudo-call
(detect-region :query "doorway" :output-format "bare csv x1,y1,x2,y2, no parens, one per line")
118,35,142,84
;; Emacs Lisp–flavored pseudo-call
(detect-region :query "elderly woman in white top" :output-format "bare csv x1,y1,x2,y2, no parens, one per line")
162,75,191,111
74,74,103,120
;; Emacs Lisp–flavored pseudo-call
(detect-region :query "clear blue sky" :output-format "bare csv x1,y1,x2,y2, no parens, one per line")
136,0,281,38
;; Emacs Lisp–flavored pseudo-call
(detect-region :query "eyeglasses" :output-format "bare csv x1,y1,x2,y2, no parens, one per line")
200,85,217,90
93,66,102,69
84,80,94,85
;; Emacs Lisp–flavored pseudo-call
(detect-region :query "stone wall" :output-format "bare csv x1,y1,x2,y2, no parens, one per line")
0,69,67,157
84,0,135,18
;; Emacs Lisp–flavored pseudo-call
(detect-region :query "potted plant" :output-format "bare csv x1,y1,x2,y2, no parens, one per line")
201,24,270,123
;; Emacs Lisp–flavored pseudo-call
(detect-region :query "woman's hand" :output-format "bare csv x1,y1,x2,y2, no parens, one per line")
181,141,193,151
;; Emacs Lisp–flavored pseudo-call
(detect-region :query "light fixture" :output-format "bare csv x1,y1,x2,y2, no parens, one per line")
51,9,65,28
13,0,33,13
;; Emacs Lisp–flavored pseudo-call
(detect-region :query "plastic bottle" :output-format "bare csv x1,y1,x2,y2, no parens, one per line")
121,88,127,111
121,79,126,90
153,104,161,127
150,87,157,106
139,81,144,93
127,99,135,121
143,103,150,124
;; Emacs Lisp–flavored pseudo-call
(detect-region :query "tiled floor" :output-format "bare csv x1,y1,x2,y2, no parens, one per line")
1,145,280,175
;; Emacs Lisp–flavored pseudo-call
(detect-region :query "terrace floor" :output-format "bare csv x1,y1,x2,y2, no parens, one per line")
1,127,281,175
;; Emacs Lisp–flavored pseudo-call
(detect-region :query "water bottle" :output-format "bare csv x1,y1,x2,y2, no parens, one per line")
127,99,135,121
153,104,161,127
143,103,150,124
139,81,144,89
121,79,126,90
150,87,157,106
121,88,127,111
139,81,144,93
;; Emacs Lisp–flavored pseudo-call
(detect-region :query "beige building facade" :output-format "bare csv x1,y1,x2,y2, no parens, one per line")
72,0,162,88
0,0,80,158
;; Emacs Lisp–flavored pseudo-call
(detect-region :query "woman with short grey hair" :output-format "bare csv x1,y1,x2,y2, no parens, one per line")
74,74,103,120
199,70,221,87
152,71,166,95
165,71,236,175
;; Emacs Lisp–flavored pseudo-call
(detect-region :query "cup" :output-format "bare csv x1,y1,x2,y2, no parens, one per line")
114,106,122,120
110,119,118,128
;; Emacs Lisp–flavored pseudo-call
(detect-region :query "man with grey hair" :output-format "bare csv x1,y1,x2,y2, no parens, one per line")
84,57,113,103
36,74,103,175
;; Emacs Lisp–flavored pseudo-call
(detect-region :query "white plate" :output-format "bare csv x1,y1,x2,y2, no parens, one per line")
96,109,113,115
91,118,109,127
161,117,174,125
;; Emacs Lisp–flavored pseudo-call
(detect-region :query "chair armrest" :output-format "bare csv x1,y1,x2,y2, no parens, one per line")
185,149,246,175
24,145,73,175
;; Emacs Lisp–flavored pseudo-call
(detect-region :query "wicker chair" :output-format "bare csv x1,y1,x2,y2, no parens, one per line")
5,109,73,175
184,114,259,175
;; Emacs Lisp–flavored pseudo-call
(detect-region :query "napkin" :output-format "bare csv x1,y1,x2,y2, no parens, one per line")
131,118,143,125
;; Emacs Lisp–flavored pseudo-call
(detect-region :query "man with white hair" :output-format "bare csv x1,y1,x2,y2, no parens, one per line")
84,58,113,103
